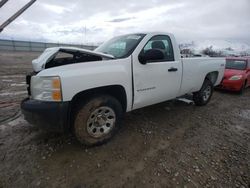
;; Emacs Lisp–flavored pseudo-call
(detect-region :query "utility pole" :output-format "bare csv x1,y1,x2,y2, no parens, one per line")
0,0,36,32
0,0,8,8
84,25,87,44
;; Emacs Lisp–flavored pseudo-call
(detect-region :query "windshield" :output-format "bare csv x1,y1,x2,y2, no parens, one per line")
95,34,146,58
226,60,247,70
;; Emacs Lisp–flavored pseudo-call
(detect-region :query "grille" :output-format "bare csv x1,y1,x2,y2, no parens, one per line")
26,71,37,96
26,74,31,95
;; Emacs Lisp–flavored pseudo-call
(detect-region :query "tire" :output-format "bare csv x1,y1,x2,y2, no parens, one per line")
73,95,123,146
238,80,247,94
193,79,214,106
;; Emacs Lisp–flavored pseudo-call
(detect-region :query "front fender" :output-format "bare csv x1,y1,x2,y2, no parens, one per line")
37,58,133,111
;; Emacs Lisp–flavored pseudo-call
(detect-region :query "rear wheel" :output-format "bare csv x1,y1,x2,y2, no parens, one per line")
193,79,213,106
73,95,123,146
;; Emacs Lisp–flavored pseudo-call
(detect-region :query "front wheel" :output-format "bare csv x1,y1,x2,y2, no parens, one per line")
193,79,214,106
238,80,247,94
73,95,123,146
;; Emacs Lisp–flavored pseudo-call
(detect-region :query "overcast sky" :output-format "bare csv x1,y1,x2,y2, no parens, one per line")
0,0,249,45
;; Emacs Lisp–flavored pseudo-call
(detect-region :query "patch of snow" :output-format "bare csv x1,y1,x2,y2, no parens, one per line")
2,79,13,82
0,91,27,96
10,83,26,87
8,116,25,127
238,109,250,120
180,39,250,56
0,75,24,78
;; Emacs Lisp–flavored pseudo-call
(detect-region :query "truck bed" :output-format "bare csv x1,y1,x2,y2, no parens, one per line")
179,57,225,96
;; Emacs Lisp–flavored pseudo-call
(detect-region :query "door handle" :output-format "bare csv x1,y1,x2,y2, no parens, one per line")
168,67,178,72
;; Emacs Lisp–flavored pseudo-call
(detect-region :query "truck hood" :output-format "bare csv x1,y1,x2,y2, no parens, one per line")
224,69,245,78
32,47,114,72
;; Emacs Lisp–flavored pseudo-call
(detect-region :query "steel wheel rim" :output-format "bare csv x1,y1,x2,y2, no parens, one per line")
203,86,211,101
87,106,116,138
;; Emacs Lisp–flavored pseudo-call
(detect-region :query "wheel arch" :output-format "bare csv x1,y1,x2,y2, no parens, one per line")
70,85,127,113
205,71,219,86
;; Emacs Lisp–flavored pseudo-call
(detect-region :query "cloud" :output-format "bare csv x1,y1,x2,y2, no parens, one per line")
108,17,135,23
0,0,249,45
41,3,70,14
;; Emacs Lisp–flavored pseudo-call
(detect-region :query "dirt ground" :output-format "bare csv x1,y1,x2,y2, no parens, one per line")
0,51,249,188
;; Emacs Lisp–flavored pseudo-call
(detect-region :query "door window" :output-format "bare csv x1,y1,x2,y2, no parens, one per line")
141,35,174,62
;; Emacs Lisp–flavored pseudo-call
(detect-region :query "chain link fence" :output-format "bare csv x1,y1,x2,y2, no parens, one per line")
0,39,97,52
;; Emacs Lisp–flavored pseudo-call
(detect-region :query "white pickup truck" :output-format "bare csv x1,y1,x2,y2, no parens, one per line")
21,32,225,146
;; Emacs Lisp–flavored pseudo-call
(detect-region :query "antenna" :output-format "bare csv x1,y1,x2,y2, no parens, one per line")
0,0,36,32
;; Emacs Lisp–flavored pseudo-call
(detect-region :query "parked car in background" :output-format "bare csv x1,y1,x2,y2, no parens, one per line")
218,57,250,93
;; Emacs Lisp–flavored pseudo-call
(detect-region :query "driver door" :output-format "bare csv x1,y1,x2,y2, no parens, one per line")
132,35,182,110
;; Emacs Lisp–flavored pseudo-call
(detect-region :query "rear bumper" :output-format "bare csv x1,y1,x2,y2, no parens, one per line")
21,98,70,132
217,79,244,91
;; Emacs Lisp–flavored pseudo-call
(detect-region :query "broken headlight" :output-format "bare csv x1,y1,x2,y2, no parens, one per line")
31,76,62,101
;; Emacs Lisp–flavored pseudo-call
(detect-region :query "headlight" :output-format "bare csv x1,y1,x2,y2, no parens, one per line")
229,75,243,80
31,76,62,101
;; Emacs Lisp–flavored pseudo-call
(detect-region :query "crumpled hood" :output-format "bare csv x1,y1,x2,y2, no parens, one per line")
32,47,114,72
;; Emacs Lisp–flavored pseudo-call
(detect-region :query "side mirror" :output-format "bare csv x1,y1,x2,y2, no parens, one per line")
139,49,165,64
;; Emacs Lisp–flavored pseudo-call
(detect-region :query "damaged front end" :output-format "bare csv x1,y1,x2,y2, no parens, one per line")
32,47,114,72
26,46,114,96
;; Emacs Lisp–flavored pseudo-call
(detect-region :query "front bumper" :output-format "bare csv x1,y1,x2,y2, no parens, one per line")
217,79,244,91
21,98,70,132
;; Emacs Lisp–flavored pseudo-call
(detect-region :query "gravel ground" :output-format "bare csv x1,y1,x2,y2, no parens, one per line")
0,51,249,188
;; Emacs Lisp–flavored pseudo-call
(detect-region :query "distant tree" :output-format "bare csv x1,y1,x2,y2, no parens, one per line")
225,47,233,51
202,46,214,56
180,48,193,55
180,48,194,57
201,46,223,57
240,51,249,56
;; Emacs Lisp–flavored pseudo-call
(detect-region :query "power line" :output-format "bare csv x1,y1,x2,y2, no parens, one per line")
0,0,36,32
